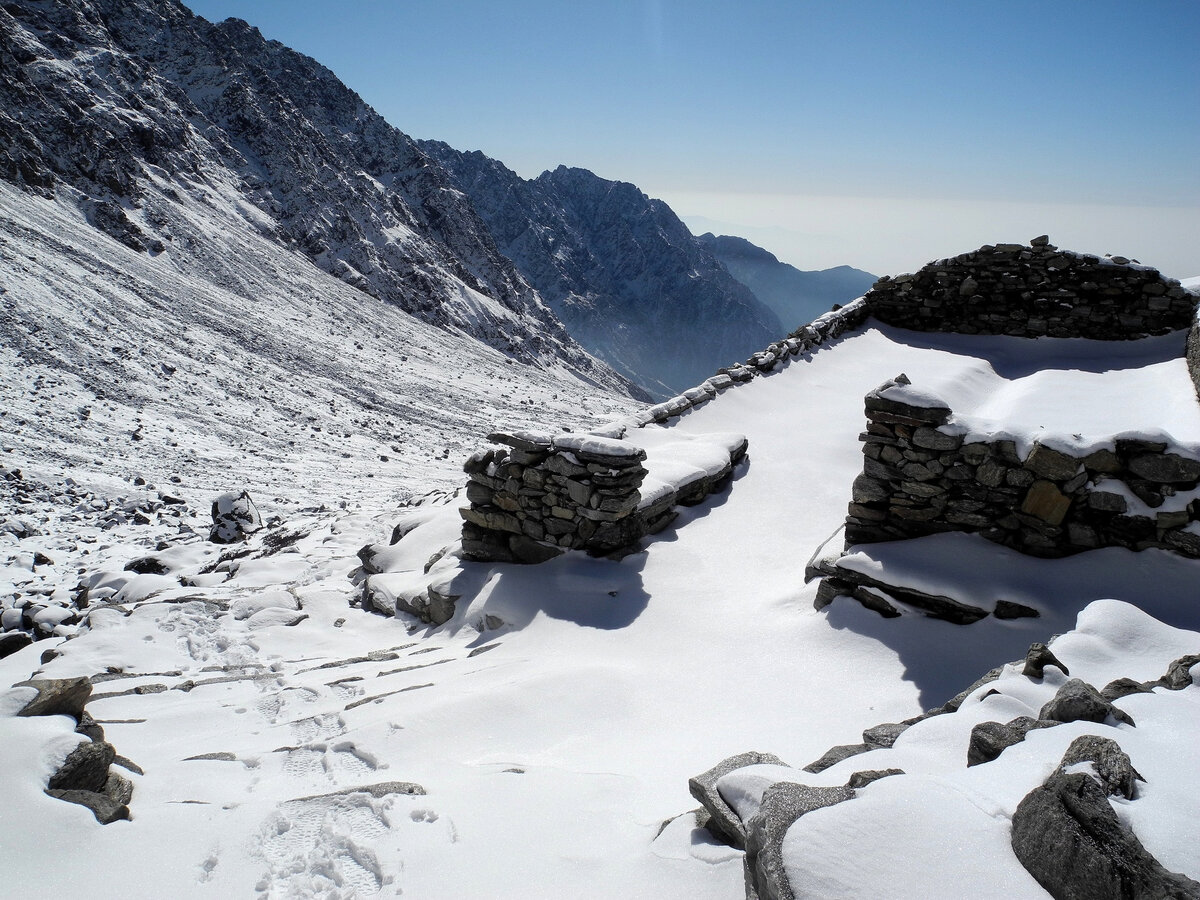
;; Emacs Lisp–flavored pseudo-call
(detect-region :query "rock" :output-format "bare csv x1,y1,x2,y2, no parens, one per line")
1011,770,1200,899
1024,444,1082,482
688,751,786,849
802,742,872,774
1128,453,1200,484
15,676,93,719
862,721,909,749
1023,642,1069,678
123,556,169,575
994,599,1039,619
1059,735,1142,800
1020,480,1072,526
48,740,116,793
967,717,1057,766
0,631,33,660
744,782,856,900
44,788,130,824
846,768,904,788
75,711,105,742
209,491,262,543
1102,678,1152,701
508,535,564,564
1157,653,1200,690
1040,678,1134,726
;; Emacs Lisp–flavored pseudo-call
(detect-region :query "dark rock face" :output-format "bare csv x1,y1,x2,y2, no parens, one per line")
1012,770,1200,899
967,716,1058,767
0,0,632,392
48,740,116,793
697,233,876,333
421,143,784,397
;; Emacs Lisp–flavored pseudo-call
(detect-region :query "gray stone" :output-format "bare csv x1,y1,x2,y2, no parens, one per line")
802,743,871,774
1023,642,1069,678
912,427,962,451
49,740,116,793
44,788,130,824
1157,653,1200,690
967,717,1057,766
744,782,856,900
846,769,904,789
15,676,93,719
103,771,135,806
1025,445,1082,481
1059,735,1141,800
1011,771,1200,900
1102,678,1152,702
1128,453,1200,484
862,721,909,749
1040,678,1134,726
688,751,786,849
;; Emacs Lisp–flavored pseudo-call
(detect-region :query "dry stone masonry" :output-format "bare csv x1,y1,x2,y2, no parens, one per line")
458,302,865,564
865,235,1194,339
844,375,1200,560
461,430,747,563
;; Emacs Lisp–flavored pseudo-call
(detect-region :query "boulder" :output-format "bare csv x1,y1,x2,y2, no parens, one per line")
1059,735,1142,800
44,788,130,824
744,782,856,900
688,751,786,849
1040,679,1134,727
967,716,1057,766
0,631,32,660
15,676,92,719
48,740,116,793
1011,771,1199,899
1023,642,1070,678
209,491,262,543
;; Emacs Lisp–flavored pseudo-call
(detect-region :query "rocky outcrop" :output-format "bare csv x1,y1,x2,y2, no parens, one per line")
843,375,1200,560
13,675,137,823
1012,744,1200,899
864,236,1195,339
420,144,784,397
0,0,633,391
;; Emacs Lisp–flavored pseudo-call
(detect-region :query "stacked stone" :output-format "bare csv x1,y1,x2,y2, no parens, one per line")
461,430,651,563
846,376,1200,560
864,236,1195,339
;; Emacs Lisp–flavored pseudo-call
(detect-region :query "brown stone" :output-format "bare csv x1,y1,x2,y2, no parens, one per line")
1021,481,1072,526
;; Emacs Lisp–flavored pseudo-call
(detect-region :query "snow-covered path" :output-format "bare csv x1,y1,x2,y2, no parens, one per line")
3,325,1199,898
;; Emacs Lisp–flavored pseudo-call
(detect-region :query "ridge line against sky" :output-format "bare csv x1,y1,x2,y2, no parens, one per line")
182,0,1200,278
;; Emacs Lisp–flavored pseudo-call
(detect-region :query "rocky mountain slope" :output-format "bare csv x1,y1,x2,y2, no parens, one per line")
697,232,876,331
0,0,637,393
421,142,784,397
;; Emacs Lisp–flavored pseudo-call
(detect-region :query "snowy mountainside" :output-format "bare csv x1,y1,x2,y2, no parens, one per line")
0,0,631,389
697,232,877,331
420,141,784,398
0,179,633,509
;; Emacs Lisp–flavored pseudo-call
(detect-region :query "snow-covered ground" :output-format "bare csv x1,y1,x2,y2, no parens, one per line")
4,279,1199,898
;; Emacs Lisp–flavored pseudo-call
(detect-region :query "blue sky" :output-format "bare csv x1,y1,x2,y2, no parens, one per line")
184,0,1199,277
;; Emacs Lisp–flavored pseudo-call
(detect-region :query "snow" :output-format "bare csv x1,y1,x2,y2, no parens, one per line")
3,211,1200,900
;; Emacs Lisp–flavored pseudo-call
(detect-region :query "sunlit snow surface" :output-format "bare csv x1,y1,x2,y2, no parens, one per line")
3,199,1200,898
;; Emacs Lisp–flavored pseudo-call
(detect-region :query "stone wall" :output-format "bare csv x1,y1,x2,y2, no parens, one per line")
459,300,867,564
461,430,747,563
865,236,1195,339
845,376,1200,559
1187,311,1200,401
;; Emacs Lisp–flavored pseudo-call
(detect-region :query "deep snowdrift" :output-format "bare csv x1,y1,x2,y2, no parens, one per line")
3,320,1198,898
